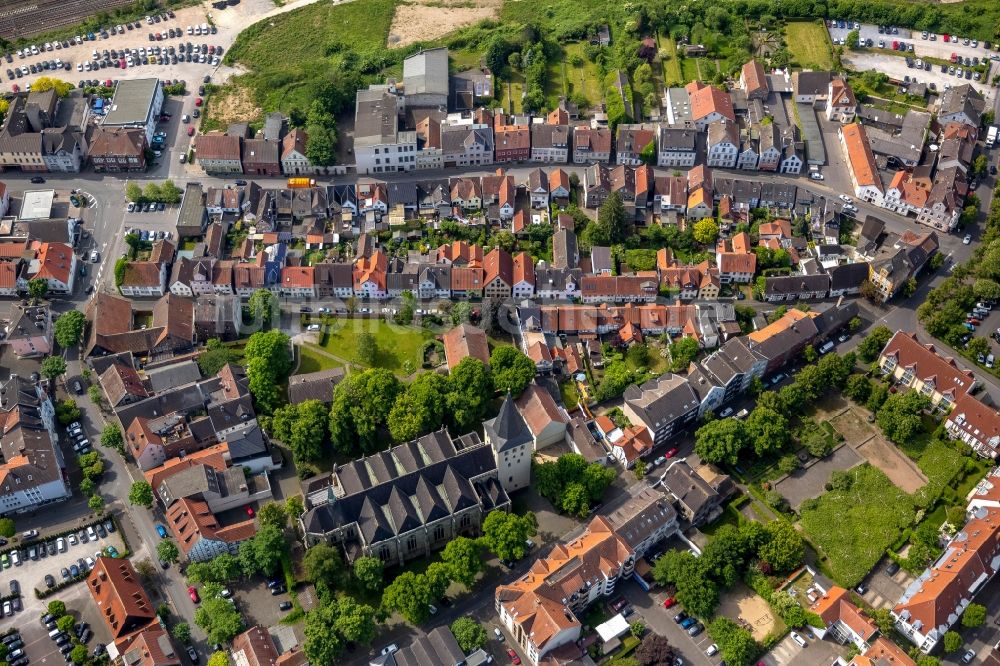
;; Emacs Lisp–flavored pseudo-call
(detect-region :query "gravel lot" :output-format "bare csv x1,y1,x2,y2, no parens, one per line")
844,52,995,100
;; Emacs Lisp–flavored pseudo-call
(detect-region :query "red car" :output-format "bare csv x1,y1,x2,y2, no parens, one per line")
195,97,203,107
187,586,200,603
968,318,982,325
245,505,255,517
665,447,679,459
11,84,18,93
506,648,521,665
663,596,676,608
187,126,195,136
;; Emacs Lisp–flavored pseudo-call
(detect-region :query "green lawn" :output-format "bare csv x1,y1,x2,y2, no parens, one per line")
319,319,432,375
661,36,683,86
680,57,700,83
784,20,834,70
560,380,580,410
224,0,398,113
297,344,343,374
558,42,604,108
799,464,916,587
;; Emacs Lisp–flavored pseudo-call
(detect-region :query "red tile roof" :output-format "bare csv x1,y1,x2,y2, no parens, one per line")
87,557,156,639
688,83,735,123
442,323,490,370
880,331,977,401
451,266,483,292
280,266,314,289
513,251,534,286
33,241,74,284
484,247,513,287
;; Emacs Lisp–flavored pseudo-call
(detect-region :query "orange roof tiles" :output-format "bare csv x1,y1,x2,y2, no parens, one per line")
515,383,568,437
33,241,74,285
810,585,877,642
748,308,816,344
353,250,387,292
841,123,883,191
689,83,735,123
451,266,483,292
513,251,534,286
850,637,915,666
0,263,16,291
741,59,768,97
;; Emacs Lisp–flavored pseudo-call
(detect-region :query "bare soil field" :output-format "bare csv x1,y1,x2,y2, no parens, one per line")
829,405,877,444
856,436,927,493
716,582,780,642
203,81,261,125
387,0,501,47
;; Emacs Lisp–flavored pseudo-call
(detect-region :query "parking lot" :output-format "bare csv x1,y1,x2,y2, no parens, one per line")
1,521,126,605
828,22,998,100
3,0,285,94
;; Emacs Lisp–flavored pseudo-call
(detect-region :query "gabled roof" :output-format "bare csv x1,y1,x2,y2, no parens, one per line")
879,331,976,400
442,323,490,370
841,123,883,192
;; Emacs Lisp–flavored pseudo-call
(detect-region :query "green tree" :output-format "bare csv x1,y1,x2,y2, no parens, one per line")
57,615,76,633
695,418,749,466
247,289,278,328
692,219,719,245
598,191,629,244
708,617,760,666
27,277,48,302
157,540,180,564
206,653,228,666
40,355,67,381
652,550,718,618
55,399,82,426
669,337,700,372
303,605,343,665
257,501,288,530
745,407,789,456
172,622,191,644
857,325,893,362
381,571,435,625
332,597,378,645
54,310,86,349
355,331,379,366
387,372,447,442
70,645,88,664
329,369,404,454
480,510,537,562
198,339,236,376
0,518,14,538
942,630,963,653
88,494,105,513
490,345,536,396
129,481,154,508
876,390,930,444
353,556,384,593
974,278,1000,301
195,597,246,644
274,400,329,463
239,523,287,577
446,357,492,431
244,330,293,413
869,608,895,635
440,537,484,588
450,618,488,653
758,520,804,572
285,495,305,519
962,602,987,628
101,425,124,453
303,543,342,598
47,600,67,617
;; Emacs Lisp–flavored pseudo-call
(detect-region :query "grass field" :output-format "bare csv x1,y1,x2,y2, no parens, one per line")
785,20,835,70
319,319,432,374
680,57,701,83
799,464,916,587
661,36,683,86
559,42,604,108
225,0,399,113
297,344,343,374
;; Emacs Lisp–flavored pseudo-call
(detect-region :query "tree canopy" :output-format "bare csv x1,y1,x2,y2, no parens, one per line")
490,345,537,396
695,418,749,466
54,310,86,349
244,330,292,413
479,510,537,562
534,453,616,516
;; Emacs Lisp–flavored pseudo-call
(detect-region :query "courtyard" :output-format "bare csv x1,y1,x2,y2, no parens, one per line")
317,318,435,375
716,582,782,642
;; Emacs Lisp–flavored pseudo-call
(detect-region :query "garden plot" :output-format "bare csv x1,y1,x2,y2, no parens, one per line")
856,436,927,494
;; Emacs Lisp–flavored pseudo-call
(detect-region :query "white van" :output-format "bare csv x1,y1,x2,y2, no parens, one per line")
306,324,321,332
48,628,62,639
791,631,808,648
819,341,835,355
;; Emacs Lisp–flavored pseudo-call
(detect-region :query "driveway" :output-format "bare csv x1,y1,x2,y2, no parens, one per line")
855,557,913,611
624,579,720,666
773,445,863,510
761,631,844,665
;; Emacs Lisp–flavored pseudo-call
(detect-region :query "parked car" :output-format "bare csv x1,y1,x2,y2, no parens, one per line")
506,648,521,665
188,586,200,603
156,524,168,538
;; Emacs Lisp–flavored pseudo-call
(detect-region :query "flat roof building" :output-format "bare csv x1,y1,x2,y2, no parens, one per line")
101,78,164,143
18,189,54,220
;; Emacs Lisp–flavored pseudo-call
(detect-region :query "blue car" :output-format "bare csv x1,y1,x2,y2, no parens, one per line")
156,524,168,539
680,617,697,629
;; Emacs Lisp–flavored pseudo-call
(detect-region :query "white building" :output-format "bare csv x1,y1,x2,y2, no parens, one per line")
353,86,417,175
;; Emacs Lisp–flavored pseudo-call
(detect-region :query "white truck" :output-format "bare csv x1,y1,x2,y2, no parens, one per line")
988,125,998,148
